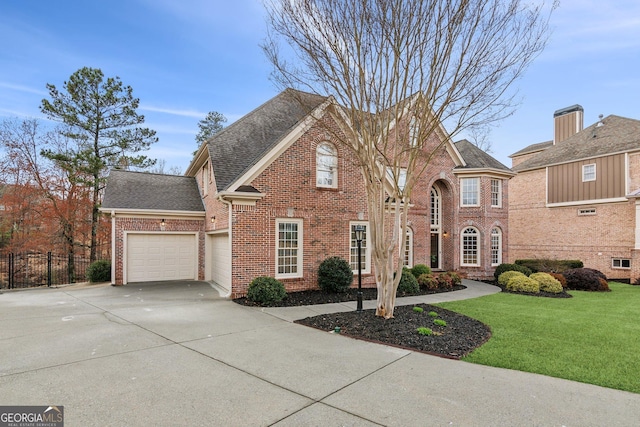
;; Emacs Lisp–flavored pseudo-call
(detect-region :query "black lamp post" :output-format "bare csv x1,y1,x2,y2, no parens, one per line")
354,225,365,312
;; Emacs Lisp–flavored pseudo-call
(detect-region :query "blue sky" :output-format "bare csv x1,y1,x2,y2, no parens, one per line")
1,0,639,173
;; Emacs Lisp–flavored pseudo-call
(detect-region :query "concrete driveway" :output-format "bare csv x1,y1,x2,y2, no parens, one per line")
1,281,638,426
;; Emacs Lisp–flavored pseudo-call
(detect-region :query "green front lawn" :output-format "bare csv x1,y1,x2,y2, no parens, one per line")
436,282,640,393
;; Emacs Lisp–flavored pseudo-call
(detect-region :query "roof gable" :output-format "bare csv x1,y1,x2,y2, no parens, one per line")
514,115,640,172
204,89,327,192
102,170,205,212
453,139,512,173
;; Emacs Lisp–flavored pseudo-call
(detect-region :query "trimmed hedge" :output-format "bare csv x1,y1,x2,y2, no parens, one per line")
410,264,431,278
417,273,439,290
507,275,541,293
86,260,111,282
563,268,610,292
318,256,353,293
397,268,420,293
498,271,526,287
494,263,532,281
515,259,583,273
530,272,563,294
247,276,287,305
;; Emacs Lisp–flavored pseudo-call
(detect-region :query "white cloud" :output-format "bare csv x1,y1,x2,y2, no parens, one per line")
140,105,207,119
0,82,47,96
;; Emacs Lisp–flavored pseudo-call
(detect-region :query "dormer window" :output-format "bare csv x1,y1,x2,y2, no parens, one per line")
316,142,337,188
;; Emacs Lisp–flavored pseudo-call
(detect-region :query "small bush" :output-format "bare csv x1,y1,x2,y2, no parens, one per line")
530,272,563,294
563,268,610,292
494,263,532,281
498,270,526,287
428,311,439,317
436,272,454,289
413,306,424,313
86,260,111,282
549,272,568,288
416,327,433,336
247,276,287,305
397,268,420,294
411,264,431,278
318,256,353,293
446,272,462,286
506,275,541,293
417,273,438,290
433,318,447,327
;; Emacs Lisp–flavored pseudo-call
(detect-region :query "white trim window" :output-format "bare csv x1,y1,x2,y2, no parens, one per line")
316,142,338,188
276,219,303,278
491,179,502,208
582,164,596,182
403,228,413,267
409,117,418,147
490,227,502,266
612,258,630,269
461,227,480,266
350,222,370,273
461,177,480,206
386,167,408,192
202,162,209,196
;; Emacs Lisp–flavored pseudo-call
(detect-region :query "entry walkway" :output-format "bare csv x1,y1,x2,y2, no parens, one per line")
258,279,501,322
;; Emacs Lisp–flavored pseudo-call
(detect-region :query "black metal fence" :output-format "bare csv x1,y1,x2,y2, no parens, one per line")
0,252,99,289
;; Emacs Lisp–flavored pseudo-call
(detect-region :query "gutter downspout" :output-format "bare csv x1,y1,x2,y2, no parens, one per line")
110,210,116,285
218,194,234,296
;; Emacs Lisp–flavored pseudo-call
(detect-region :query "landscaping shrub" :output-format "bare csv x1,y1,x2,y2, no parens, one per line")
516,259,583,273
86,260,111,282
506,275,541,293
410,264,431,278
317,256,353,293
446,272,462,286
498,270,526,287
416,327,433,336
549,272,567,288
433,318,447,327
494,263,532,281
417,273,439,290
413,306,424,313
563,268,610,292
530,272,563,294
247,276,287,305
397,268,420,294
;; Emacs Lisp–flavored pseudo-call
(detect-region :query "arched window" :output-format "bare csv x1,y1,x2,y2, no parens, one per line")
316,142,337,188
461,227,480,266
491,227,502,266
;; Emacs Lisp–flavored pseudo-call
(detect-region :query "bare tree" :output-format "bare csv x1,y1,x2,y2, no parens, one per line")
467,126,494,153
264,0,554,318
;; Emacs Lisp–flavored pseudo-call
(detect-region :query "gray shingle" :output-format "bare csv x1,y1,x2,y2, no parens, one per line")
509,140,553,158
102,170,205,212
454,139,512,172
514,115,640,172
207,88,327,192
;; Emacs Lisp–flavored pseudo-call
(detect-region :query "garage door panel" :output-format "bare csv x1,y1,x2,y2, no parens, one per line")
211,234,230,290
127,234,196,283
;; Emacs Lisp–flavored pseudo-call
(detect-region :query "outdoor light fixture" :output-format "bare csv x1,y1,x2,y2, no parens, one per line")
211,216,216,223
443,231,449,238
354,224,365,312
161,219,166,227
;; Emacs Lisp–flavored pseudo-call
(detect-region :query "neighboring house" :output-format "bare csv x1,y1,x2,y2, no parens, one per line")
509,105,640,281
101,89,513,297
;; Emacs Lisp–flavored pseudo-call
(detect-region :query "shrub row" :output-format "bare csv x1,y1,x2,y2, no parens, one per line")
515,259,583,273
495,262,610,293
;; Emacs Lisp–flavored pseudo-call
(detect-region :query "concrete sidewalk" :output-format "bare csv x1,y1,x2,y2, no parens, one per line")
0,280,638,426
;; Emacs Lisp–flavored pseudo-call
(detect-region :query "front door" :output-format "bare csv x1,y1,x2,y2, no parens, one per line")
430,233,439,269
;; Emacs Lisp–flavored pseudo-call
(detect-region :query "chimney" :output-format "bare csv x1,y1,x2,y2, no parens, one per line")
553,104,583,144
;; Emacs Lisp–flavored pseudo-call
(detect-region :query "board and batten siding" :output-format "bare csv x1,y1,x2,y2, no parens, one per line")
547,154,625,204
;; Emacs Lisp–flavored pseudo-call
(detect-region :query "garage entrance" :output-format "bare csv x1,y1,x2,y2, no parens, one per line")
126,233,197,283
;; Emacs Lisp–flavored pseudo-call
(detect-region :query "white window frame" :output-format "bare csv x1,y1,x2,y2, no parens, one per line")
612,258,631,269
461,227,480,266
582,163,596,182
202,162,209,196
491,179,502,208
275,219,303,279
350,221,371,274
316,142,338,188
461,177,480,207
403,228,414,268
409,117,418,147
386,167,408,192
490,227,502,266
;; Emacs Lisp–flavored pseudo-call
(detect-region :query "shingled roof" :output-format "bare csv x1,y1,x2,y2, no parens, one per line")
509,140,553,158
514,115,640,172
102,170,205,212
206,88,328,192
453,139,512,172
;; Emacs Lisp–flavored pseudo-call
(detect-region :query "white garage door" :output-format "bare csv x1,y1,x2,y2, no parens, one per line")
127,234,196,283
211,233,231,291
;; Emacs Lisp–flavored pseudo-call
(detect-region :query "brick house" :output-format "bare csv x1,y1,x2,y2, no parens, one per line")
101,89,513,296
509,105,640,281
